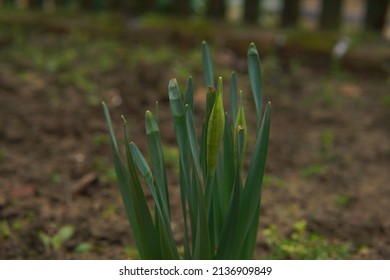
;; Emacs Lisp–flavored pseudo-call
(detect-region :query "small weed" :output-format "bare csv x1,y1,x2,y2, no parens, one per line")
74,242,93,254
0,219,26,241
382,93,390,108
320,129,336,161
263,220,351,259
11,220,25,232
301,163,325,179
0,148,7,162
320,129,334,153
94,157,117,183
101,167,117,184
50,173,62,184
102,204,118,219
318,82,337,108
38,225,75,253
124,245,139,260
334,194,354,209
0,220,11,240
92,132,110,146
263,174,286,188
26,210,37,223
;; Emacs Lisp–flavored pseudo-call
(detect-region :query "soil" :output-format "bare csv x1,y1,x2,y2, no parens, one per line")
0,11,389,260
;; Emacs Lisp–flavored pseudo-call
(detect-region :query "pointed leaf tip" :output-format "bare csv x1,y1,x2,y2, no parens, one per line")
169,78,177,87
121,115,127,125
145,111,159,135
248,43,258,55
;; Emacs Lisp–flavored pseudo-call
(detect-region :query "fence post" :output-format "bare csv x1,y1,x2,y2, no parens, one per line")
244,0,261,23
364,0,389,32
319,0,343,30
206,0,226,18
281,0,300,27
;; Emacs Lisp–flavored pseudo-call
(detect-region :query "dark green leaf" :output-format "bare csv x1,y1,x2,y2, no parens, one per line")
247,43,263,130
202,41,214,87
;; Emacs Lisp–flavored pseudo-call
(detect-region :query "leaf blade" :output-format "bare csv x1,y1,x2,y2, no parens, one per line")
247,43,263,130
202,41,214,88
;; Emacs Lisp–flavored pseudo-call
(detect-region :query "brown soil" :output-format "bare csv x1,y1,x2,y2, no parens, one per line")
0,12,389,260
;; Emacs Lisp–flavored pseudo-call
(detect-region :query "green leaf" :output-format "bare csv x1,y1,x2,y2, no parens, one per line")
229,71,238,123
57,225,74,243
168,79,193,257
103,103,144,255
243,102,271,218
215,172,241,259
51,225,74,252
185,105,202,182
38,232,51,251
103,102,161,259
102,42,271,261
129,143,169,223
193,177,211,260
122,118,162,259
200,86,216,179
202,41,214,87
206,77,225,177
143,112,179,259
221,113,235,212
238,102,271,257
145,111,170,217
239,204,260,259
247,43,263,130
74,242,93,254
184,76,194,111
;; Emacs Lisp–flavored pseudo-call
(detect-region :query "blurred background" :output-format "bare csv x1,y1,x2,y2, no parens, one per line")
0,0,389,259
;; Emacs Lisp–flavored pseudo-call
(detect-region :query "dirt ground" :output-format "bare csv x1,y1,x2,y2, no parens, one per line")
0,11,389,260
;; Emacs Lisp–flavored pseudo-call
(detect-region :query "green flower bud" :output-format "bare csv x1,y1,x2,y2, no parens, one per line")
206,77,225,176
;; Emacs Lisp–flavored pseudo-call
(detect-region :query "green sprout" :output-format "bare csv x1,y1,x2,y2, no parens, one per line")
102,42,271,259
38,225,75,253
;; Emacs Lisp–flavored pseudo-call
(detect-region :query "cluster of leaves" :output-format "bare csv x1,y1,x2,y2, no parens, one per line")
103,41,271,259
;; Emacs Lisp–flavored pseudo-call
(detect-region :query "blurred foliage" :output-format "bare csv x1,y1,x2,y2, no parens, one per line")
301,163,326,179
263,174,286,188
38,225,75,253
333,193,354,209
263,220,351,259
